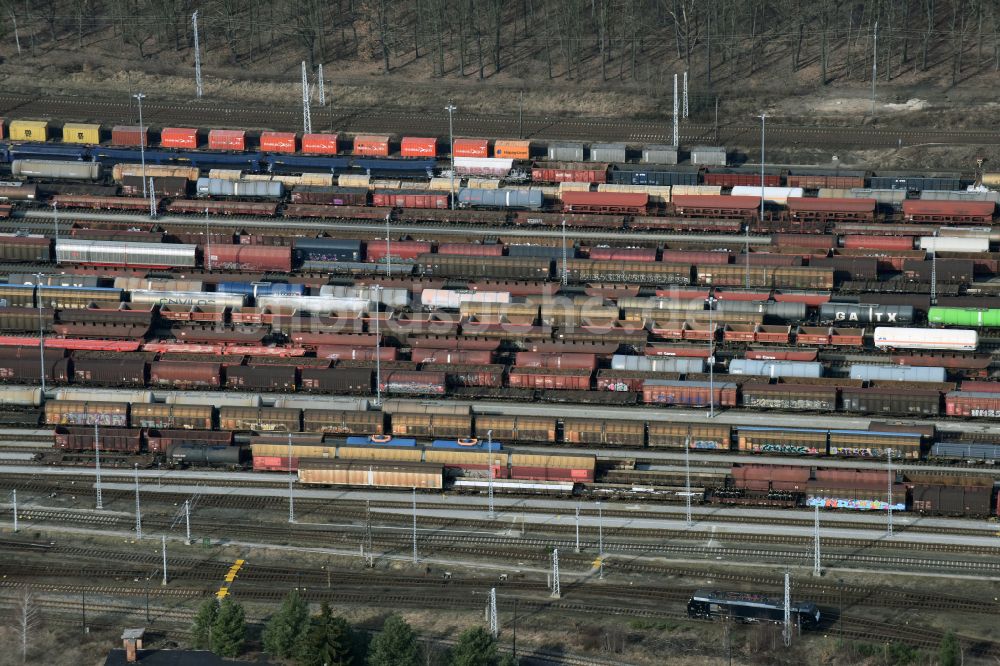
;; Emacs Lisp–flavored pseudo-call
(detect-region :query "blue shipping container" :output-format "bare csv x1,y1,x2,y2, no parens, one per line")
345,436,417,447
431,439,503,451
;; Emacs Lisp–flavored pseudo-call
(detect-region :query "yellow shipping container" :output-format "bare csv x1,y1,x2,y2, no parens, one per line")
597,184,672,203
338,174,370,188
209,169,244,181
62,123,101,145
251,443,337,459
114,164,200,182
428,178,456,191
510,453,595,470
423,449,500,465
337,446,423,462
466,179,500,190
10,120,48,141
670,185,722,196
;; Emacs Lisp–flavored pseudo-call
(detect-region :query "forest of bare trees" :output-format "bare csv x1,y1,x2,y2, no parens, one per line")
2,0,999,90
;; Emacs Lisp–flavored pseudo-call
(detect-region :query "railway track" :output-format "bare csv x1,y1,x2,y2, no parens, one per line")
3,539,999,659
9,209,772,245
1,474,996,539
2,92,999,150
8,505,1000,569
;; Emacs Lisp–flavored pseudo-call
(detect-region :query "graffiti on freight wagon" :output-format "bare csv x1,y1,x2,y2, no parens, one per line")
828,447,887,458
807,497,906,511
691,440,727,450
753,444,821,455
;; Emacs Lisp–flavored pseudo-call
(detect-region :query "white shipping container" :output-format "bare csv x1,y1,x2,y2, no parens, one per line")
454,157,513,177
164,391,261,407
918,236,990,253
0,386,43,407
642,144,678,165
872,327,978,351
273,396,370,410
731,186,805,206
848,365,947,383
420,288,511,309
256,295,370,313
690,146,727,166
320,284,410,308
55,389,153,403
129,290,245,308
610,355,705,373
727,360,823,378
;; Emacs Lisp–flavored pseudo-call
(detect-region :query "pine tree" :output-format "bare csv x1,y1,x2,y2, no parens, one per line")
366,614,423,666
263,589,310,658
939,631,961,666
449,626,499,666
296,602,353,666
191,599,218,650
210,598,247,658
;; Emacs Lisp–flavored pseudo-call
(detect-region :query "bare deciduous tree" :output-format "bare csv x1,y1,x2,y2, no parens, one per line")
14,586,40,664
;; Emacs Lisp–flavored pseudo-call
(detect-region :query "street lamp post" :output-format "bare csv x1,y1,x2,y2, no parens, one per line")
751,113,766,289
707,295,716,418
35,272,46,394
487,429,495,520
133,93,147,197
445,102,457,210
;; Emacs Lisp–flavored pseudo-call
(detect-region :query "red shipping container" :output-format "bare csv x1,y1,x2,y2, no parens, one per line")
703,172,781,187
644,344,712,358
149,361,222,388
661,250,730,264
511,466,593,483
755,325,793,343
958,381,1000,393
301,133,339,154
453,138,489,158
371,192,448,209
315,346,398,361
514,352,597,370
773,291,831,307
161,127,198,149
437,243,504,257
531,163,608,183
796,327,832,345
830,327,863,346
672,194,761,212
946,392,1000,417
353,135,391,156
208,129,246,151
902,200,995,223
507,367,592,390
746,347,818,361
205,245,292,272
260,131,297,153
589,247,657,262
111,126,147,147
401,137,437,157
843,235,915,251
642,380,738,407
413,349,494,365
366,240,433,262
772,234,838,249
714,290,771,302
